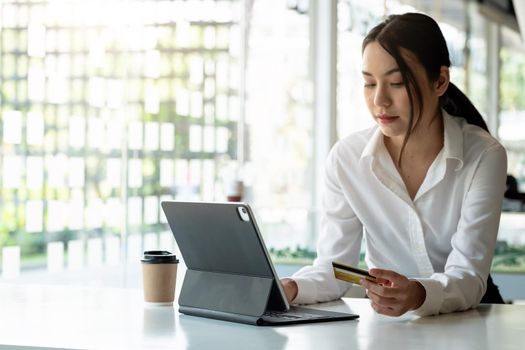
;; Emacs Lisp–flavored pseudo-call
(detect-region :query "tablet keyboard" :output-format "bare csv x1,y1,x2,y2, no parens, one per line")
263,309,325,321
263,310,303,320
259,307,358,325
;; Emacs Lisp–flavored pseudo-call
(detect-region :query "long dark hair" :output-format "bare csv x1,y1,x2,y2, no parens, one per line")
362,13,488,165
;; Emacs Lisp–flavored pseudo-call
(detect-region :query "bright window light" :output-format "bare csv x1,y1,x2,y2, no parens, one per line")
106,120,123,150
216,127,229,153
202,159,215,200
88,77,105,107
176,88,190,116
88,118,104,149
128,196,143,226
144,122,160,150
105,197,122,229
189,56,204,85
189,159,201,187
160,159,174,187
68,158,85,188
175,159,188,187
105,236,121,267
26,157,44,189
46,154,67,188
85,199,104,229
47,200,66,232
128,121,144,150
107,80,124,108
67,240,84,271
216,94,228,120
189,125,202,152
2,110,22,144
26,111,45,145
145,50,161,78
27,68,45,101
47,241,64,272
128,159,143,188
1,0,241,274
127,235,141,263
48,75,68,104
3,156,22,188
144,196,159,225
87,238,103,268
160,231,175,252
160,123,175,151
26,200,44,233
144,84,160,114
106,158,121,188
144,232,158,251
67,198,84,230
203,126,215,152
2,246,21,278
68,116,86,148
191,91,203,118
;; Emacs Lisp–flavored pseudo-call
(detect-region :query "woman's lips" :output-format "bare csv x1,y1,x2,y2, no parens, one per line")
377,114,399,124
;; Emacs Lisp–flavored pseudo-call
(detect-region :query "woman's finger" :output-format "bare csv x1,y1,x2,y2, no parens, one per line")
360,278,401,298
369,268,408,286
366,289,398,308
371,301,404,317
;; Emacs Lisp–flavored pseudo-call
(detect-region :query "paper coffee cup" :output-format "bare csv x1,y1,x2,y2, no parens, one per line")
226,180,244,202
141,250,179,305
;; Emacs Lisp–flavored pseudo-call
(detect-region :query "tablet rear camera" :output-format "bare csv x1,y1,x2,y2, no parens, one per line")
237,207,250,222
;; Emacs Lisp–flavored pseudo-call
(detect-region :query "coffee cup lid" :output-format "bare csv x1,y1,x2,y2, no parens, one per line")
141,250,179,264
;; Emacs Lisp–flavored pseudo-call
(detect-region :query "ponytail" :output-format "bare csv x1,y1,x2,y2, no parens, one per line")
441,82,489,133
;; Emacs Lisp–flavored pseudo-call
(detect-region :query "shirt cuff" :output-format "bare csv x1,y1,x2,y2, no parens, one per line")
290,276,317,305
410,278,444,316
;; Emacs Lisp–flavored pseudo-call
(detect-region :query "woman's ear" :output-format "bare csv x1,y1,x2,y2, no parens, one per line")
435,66,450,96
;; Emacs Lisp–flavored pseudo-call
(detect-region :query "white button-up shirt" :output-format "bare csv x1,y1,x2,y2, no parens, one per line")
292,111,507,316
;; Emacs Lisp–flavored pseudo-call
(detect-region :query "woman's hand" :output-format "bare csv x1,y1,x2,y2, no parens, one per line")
280,278,298,304
359,268,426,316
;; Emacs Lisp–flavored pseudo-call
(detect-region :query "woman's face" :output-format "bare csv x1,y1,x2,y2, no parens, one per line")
361,41,441,140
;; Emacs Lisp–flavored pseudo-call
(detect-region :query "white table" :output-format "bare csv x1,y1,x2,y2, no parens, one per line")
0,283,524,350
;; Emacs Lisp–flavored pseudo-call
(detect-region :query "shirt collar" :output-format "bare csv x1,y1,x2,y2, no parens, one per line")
359,126,384,162
359,109,464,171
442,109,464,171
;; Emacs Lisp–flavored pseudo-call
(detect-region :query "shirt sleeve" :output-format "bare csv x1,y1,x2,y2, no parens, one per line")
412,143,507,316
291,146,364,305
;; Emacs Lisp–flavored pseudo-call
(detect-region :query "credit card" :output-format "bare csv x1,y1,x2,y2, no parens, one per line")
332,261,377,284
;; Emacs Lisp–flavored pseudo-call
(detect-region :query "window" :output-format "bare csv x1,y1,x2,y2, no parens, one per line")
245,0,315,262
0,0,242,276
496,26,525,273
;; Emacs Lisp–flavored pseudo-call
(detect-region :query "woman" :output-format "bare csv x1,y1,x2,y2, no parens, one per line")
281,13,507,317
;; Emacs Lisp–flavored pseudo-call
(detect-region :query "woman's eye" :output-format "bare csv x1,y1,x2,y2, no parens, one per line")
364,83,376,88
390,82,404,87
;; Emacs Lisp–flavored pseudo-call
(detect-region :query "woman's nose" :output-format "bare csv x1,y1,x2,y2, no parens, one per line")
374,85,391,107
